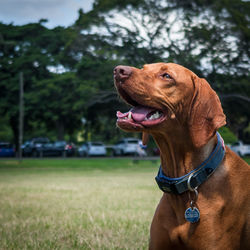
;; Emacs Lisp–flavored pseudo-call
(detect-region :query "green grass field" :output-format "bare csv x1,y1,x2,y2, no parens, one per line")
0,158,162,250
0,157,249,249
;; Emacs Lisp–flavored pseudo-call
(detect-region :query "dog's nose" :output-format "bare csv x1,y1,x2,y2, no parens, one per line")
114,65,132,83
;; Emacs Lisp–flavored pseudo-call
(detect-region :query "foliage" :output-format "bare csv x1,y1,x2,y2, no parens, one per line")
0,116,13,142
28,72,91,140
218,126,237,144
0,0,249,147
0,22,70,144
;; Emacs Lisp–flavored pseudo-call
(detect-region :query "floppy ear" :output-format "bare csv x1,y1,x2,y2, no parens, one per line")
188,75,226,148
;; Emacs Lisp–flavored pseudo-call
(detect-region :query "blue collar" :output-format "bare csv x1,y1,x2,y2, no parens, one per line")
155,132,225,194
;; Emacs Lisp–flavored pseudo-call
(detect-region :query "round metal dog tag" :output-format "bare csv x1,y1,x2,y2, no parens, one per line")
185,207,200,223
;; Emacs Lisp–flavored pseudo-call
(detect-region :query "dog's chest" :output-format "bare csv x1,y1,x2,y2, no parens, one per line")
168,223,194,246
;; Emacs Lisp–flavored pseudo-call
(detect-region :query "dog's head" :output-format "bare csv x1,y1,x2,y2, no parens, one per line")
114,63,226,148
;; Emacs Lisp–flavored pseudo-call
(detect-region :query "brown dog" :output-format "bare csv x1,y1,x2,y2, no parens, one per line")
114,63,250,250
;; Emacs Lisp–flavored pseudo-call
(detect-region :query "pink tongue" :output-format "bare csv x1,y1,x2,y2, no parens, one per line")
130,106,156,122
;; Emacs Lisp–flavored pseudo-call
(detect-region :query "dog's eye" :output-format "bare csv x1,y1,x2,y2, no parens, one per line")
162,73,172,79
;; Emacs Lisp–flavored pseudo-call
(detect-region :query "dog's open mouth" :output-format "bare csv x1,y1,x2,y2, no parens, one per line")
116,106,166,127
116,88,167,129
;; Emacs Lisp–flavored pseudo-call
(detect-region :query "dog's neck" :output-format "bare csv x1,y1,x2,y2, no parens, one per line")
152,132,217,178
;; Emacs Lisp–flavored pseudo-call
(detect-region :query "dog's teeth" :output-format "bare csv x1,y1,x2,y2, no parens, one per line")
155,112,160,119
147,111,161,121
128,112,132,120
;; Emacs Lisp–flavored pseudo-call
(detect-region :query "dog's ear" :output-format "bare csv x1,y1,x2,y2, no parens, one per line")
188,75,226,148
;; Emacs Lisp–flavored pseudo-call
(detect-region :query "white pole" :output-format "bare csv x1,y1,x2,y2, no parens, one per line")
18,72,24,162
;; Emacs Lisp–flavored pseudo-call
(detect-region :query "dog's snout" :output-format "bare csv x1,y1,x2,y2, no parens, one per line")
114,65,132,83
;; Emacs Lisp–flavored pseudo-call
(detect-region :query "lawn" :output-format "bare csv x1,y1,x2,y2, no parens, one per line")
0,157,249,250
0,158,161,250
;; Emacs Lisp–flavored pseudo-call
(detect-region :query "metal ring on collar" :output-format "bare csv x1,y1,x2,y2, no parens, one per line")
187,172,196,192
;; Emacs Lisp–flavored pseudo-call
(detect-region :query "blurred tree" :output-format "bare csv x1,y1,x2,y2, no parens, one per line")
29,72,92,140
0,22,52,146
175,0,250,139
76,54,124,142
0,116,13,141
0,22,80,145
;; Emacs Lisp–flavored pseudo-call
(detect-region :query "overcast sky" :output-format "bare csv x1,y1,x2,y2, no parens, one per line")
0,0,95,28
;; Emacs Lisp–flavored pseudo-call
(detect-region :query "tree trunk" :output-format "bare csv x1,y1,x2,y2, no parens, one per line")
56,120,65,141
10,116,19,154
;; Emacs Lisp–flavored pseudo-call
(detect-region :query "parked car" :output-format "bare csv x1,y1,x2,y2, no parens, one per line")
36,142,62,157
53,141,76,156
0,142,15,157
112,138,147,156
35,141,76,157
230,141,250,157
78,142,107,157
22,137,50,157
